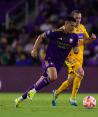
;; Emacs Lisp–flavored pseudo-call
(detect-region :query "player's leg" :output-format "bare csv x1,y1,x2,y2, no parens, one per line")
28,66,57,99
71,67,84,99
15,61,57,107
70,65,84,106
55,73,75,97
53,61,75,98
52,62,75,106
52,73,75,107
15,76,42,107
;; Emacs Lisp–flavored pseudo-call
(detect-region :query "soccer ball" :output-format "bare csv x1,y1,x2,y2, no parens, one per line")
83,96,96,109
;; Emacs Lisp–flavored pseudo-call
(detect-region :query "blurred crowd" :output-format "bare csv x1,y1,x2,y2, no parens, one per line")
0,0,98,66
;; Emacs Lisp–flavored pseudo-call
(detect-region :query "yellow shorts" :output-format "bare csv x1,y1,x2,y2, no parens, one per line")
65,59,82,75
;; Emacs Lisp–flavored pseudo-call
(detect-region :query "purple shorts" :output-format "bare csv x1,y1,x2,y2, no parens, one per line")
42,60,63,77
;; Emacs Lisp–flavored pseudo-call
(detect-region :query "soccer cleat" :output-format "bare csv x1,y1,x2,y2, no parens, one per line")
52,90,57,107
15,98,21,107
52,100,56,107
27,90,35,100
69,98,78,106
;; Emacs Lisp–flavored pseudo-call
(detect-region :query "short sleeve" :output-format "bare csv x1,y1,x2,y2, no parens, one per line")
45,30,53,38
45,30,61,39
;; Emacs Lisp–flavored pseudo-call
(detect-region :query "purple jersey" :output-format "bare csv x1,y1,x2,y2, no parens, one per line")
42,30,78,76
44,30,78,63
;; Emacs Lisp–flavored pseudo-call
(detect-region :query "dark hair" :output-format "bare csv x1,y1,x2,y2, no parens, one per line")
65,16,76,22
70,10,81,17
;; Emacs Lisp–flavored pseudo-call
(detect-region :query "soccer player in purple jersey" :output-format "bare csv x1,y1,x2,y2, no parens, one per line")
15,17,79,107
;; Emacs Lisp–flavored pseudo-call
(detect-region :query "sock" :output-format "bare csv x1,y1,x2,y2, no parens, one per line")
30,88,37,93
22,76,51,99
34,76,51,91
56,80,69,96
22,86,34,99
71,76,81,99
17,96,24,102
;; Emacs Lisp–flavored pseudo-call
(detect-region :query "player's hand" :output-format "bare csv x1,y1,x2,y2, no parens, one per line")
91,33,96,40
31,48,37,58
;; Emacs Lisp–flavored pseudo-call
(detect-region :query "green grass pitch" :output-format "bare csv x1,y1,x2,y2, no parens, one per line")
0,93,98,117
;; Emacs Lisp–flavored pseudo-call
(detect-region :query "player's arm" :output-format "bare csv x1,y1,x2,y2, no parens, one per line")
31,33,46,57
82,25,96,44
84,33,96,44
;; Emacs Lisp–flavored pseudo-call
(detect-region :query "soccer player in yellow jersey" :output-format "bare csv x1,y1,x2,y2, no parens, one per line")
52,10,96,106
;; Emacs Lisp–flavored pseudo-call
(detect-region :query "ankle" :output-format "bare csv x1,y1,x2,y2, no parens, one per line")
30,88,37,93
70,97,76,100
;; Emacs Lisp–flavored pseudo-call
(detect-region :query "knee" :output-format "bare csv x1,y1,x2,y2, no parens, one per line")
68,78,73,85
68,72,75,84
76,68,84,79
49,73,57,81
47,67,57,81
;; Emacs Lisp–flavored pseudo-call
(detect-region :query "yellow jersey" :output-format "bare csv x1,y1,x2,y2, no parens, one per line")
67,24,89,65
